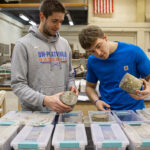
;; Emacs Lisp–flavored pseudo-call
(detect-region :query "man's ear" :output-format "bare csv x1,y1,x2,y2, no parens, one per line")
104,33,108,41
39,12,45,22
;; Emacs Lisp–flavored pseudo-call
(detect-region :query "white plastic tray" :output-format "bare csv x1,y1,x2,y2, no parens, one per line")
112,110,143,125
11,124,54,150
88,111,116,124
0,111,56,126
0,122,19,150
52,123,87,150
122,122,150,150
58,111,83,123
91,123,129,150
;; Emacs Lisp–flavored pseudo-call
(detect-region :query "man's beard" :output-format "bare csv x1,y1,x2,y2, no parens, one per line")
43,24,55,37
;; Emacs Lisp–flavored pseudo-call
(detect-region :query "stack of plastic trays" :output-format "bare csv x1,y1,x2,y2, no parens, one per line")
90,123,129,150
52,123,87,150
0,120,19,150
58,111,83,124
112,110,143,126
122,122,150,150
11,124,54,150
136,109,150,122
28,111,56,126
88,111,116,124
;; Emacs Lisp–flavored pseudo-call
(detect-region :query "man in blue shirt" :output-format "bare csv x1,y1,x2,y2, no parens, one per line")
78,25,150,111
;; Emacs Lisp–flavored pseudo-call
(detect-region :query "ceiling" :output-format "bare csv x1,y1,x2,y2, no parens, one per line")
0,1,88,25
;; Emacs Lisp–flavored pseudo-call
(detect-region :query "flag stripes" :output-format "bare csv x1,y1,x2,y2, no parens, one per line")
93,0,113,14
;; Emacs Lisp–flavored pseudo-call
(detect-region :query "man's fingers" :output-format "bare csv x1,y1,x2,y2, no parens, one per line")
57,100,72,109
136,90,149,96
139,79,146,88
51,99,71,112
53,105,65,113
70,86,79,95
97,102,110,111
57,92,64,96
105,103,110,108
98,107,106,111
130,93,148,100
130,93,141,100
53,105,72,113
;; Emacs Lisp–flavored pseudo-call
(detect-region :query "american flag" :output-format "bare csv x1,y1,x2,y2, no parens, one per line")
93,0,114,14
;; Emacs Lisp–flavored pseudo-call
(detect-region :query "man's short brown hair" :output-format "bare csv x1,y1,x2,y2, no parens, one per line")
79,25,104,50
40,0,66,19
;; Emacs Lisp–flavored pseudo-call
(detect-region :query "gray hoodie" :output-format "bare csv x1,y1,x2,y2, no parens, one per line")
11,26,75,111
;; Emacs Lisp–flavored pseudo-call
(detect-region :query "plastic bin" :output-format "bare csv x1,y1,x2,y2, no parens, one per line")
29,111,56,125
88,111,116,124
58,111,83,124
11,124,54,150
52,123,87,150
112,110,143,125
122,122,150,150
91,123,129,150
0,111,56,126
0,111,32,125
136,110,150,122
0,121,19,150
144,108,150,112
143,108,150,115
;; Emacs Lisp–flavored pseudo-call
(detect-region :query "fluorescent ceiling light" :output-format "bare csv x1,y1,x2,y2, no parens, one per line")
29,20,37,26
66,12,74,26
69,21,74,26
19,14,29,21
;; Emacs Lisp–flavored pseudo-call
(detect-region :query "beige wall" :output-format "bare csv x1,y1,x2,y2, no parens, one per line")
146,0,150,22
61,0,150,55
89,0,137,23
1,0,150,56
61,0,88,3
0,13,24,45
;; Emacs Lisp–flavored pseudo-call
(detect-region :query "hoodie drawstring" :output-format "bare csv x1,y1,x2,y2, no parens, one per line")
49,44,62,71
54,44,62,70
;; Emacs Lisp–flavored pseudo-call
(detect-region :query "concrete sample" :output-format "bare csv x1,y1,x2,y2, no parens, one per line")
119,73,143,94
60,91,78,107
92,113,109,122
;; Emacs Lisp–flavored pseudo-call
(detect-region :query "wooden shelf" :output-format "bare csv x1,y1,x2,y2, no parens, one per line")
0,86,11,91
0,3,88,7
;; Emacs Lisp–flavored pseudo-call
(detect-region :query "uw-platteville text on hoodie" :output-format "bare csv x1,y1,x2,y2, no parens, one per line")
11,26,75,111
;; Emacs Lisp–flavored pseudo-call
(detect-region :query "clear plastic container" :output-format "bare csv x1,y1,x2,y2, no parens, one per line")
0,122,19,150
122,122,150,150
11,124,54,150
136,110,150,122
143,108,150,115
112,110,143,125
52,123,87,150
28,111,56,126
0,111,32,125
88,111,116,124
0,111,56,126
91,123,129,150
58,111,83,124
